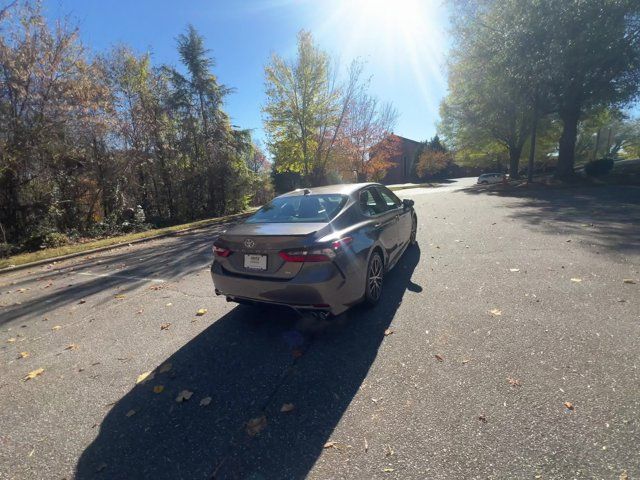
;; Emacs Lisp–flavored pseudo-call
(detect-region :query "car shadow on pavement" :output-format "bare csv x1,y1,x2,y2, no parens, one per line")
75,245,422,480
460,184,640,255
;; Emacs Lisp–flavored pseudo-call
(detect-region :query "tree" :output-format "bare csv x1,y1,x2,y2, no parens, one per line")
414,136,452,179
440,1,534,179
263,31,340,185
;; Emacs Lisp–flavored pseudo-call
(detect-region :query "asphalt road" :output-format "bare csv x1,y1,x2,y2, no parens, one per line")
1,178,639,480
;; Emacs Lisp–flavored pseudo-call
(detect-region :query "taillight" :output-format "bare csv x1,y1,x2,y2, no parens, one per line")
279,236,353,263
213,245,232,257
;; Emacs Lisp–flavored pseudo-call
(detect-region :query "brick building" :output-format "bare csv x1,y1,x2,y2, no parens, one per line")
378,134,422,185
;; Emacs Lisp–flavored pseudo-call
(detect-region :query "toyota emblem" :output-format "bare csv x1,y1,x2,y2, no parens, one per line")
244,238,255,249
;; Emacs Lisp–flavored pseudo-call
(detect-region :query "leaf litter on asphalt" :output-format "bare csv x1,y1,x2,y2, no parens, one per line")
159,362,172,373
175,390,193,403
196,308,207,316
489,309,502,316
246,415,267,436
280,403,295,413
24,368,44,381
18,351,29,359
136,371,154,384
200,396,212,407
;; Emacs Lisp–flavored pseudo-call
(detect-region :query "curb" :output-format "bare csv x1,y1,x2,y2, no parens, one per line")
0,211,253,275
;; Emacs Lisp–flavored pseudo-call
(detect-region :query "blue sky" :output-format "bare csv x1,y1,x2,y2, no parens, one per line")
45,0,451,145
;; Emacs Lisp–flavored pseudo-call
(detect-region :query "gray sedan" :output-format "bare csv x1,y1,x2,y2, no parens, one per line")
211,183,417,317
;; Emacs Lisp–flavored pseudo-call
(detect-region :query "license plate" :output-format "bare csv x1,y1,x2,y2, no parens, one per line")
244,254,267,270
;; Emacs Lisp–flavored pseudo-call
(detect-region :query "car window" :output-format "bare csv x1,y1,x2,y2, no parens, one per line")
246,194,347,223
375,186,402,209
359,188,388,216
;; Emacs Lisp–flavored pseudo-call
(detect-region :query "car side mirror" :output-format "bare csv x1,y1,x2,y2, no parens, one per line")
402,199,414,209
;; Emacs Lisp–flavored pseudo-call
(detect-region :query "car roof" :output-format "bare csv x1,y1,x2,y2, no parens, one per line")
278,182,381,197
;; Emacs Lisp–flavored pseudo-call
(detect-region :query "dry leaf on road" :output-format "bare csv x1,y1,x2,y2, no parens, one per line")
564,401,574,410
160,323,171,330
125,409,136,417
507,377,521,387
384,329,394,336
114,294,126,300
383,468,395,473
280,403,295,413
509,268,520,272
623,279,636,284
200,397,212,407
245,415,267,436
489,309,502,316
7,337,16,343
153,385,164,394
52,325,62,331
571,278,582,283
323,441,337,449
159,363,172,374
435,354,444,362
18,351,29,359
64,344,77,351
24,368,44,381
196,308,207,316
136,371,154,384
175,390,193,403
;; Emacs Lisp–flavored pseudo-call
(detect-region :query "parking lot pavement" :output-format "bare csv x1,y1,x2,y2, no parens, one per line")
0,182,639,479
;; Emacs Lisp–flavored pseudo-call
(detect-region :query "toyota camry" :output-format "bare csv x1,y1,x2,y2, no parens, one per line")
210,183,417,317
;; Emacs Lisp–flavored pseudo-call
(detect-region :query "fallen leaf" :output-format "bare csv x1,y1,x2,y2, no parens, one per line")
478,414,487,423
620,470,629,480
489,308,502,316
383,468,395,473
280,403,295,413
461,358,471,364
125,409,136,417
323,441,337,449
435,354,444,362
364,437,369,453
137,309,144,314
114,294,126,300
623,279,636,284
160,323,171,330
96,463,107,473
564,401,574,410
200,396,212,407
153,385,164,394
385,445,394,457
570,278,582,283
384,329,394,336
24,368,44,381
245,415,267,436
7,337,16,343
52,325,62,331
64,344,77,351
196,308,207,316
136,371,154,384
509,268,520,272
18,351,29,359
165,303,173,307
78,299,86,304
175,389,193,403
159,363,172,373
507,377,521,387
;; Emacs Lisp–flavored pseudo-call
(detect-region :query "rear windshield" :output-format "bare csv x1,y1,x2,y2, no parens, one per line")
246,194,347,223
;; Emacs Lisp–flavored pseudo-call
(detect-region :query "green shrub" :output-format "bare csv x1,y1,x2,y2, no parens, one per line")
0,242,16,258
585,157,614,177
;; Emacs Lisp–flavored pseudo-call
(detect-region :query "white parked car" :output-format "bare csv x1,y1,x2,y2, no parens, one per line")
477,173,506,184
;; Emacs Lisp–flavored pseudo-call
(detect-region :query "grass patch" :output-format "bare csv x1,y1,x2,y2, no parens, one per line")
389,183,436,191
0,209,256,270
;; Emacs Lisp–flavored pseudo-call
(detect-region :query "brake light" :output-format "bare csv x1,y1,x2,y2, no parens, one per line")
279,236,353,263
213,245,232,257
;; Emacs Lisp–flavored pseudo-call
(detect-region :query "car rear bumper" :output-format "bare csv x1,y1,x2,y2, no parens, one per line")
210,261,358,315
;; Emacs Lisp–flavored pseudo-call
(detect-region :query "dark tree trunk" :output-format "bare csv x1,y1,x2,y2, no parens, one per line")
508,144,523,179
527,110,538,183
557,106,580,179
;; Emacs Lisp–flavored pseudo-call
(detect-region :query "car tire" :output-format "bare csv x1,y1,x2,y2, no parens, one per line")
363,250,384,307
409,215,418,245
